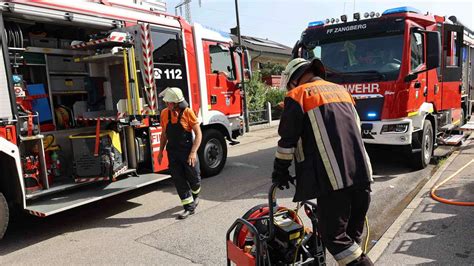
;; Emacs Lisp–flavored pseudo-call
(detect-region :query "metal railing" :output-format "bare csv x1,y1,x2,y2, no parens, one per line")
249,102,272,126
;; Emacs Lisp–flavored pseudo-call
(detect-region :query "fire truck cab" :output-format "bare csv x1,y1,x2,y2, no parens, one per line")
294,6,474,169
0,0,247,239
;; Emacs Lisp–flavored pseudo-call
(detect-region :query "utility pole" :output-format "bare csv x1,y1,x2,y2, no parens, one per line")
174,0,192,23
234,0,249,132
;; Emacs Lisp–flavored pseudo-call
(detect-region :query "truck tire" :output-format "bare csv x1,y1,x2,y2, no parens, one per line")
198,129,227,177
411,120,433,170
0,192,9,239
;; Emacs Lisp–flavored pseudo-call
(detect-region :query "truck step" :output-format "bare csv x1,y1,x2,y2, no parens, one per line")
440,123,456,131
460,121,474,131
25,173,170,217
26,179,103,200
440,134,465,146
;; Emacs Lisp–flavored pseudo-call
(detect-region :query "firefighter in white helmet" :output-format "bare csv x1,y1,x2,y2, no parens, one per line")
158,87,202,219
273,58,374,265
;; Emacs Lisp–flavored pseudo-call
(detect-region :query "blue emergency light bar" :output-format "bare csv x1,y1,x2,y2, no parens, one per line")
367,112,377,118
382,6,421,16
308,20,325,27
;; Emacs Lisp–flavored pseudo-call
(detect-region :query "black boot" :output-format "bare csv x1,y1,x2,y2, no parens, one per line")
178,203,195,220
347,254,374,266
178,209,195,219
193,194,200,207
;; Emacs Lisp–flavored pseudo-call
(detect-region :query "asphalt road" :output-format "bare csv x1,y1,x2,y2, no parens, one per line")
0,126,440,265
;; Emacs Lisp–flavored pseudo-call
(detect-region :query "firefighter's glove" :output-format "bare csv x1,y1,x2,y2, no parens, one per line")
272,158,292,190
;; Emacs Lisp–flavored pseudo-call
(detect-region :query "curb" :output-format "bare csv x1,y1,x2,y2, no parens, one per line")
367,150,460,262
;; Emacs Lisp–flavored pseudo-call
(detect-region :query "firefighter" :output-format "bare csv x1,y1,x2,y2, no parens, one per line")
158,87,202,220
272,58,374,265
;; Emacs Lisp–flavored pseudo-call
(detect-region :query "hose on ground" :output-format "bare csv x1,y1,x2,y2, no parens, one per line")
430,159,474,206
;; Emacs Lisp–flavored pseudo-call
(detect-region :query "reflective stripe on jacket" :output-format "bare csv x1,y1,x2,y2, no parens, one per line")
276,78,373,201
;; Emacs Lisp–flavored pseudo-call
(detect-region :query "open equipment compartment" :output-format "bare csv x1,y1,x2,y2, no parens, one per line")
5,11,154,198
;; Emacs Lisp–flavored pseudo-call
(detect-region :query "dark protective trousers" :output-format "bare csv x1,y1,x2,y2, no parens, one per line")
168,150,201,211
317,186,373,265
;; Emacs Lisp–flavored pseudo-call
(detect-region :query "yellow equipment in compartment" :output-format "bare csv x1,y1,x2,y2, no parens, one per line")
69,130,124,179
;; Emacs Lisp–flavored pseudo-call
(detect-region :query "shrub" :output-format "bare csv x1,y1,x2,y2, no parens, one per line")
246,71,287,122
259,62,285,78
246,72,268,111
265,87,286,107
266,87,286,120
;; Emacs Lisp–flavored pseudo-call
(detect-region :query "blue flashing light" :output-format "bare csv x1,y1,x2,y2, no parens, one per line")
367,112,377,118
308,20,325,27
382,6,421,16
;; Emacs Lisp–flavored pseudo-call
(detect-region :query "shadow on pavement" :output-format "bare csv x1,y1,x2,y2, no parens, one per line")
391,190,473,264
1,138,435,256
0,145,275,255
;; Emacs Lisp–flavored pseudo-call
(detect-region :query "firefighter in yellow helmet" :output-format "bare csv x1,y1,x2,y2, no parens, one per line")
273,58,374,265
158,87,202,219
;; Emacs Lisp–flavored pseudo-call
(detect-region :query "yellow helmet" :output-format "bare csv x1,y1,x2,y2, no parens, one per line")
159,87,184,103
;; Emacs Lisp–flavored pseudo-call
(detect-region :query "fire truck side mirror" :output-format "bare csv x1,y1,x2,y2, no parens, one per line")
425,31,441,70
291,40,302,59
405,72,418,82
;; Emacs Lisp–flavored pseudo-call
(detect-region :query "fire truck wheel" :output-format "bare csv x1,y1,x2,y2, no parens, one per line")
412,120,433,170
0,192,9,239
199,129,227,177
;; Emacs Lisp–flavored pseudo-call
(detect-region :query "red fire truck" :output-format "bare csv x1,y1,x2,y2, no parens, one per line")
293,6,474,169
0,0,248,239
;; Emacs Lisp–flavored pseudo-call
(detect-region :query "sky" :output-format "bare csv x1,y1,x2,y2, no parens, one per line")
165,0,474,47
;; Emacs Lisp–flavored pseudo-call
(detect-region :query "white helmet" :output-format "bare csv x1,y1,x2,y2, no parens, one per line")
279,58,326,90
159,87,184,103
280,58,310,90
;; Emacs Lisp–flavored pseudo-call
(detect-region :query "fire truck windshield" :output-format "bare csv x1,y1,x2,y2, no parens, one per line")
305,34,404,83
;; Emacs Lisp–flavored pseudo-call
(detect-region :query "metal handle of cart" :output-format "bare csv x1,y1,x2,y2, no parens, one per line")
267,178,296,242
267,179,327,266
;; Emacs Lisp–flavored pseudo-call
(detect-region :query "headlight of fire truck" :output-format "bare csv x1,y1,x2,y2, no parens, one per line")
380,123,409,134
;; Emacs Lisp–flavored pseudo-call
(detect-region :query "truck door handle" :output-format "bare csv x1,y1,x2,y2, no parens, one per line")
423,86,428,97
414,81,421,89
